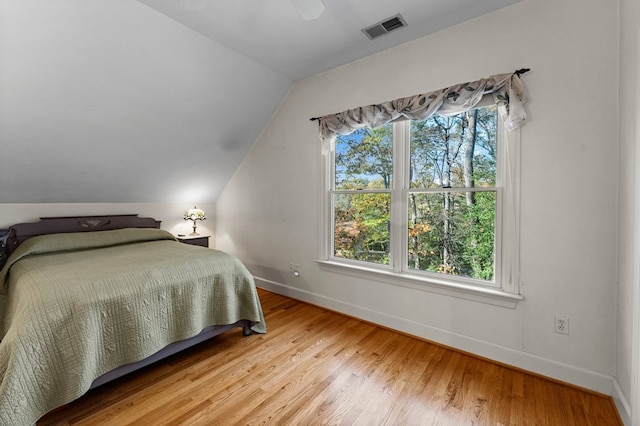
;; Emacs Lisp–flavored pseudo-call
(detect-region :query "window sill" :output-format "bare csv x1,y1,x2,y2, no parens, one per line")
315,260,523,309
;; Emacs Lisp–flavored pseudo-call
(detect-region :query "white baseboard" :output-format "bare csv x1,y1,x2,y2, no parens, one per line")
612,379,632,425
256,277,616,397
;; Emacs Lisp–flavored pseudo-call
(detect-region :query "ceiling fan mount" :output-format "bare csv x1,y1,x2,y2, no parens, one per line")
290,0,326,20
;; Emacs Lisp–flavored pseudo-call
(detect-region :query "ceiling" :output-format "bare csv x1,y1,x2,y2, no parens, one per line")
137,0,521,81
0,0,520,204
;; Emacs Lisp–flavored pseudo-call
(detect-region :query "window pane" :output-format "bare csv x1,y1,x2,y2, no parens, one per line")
407,191,496,281
335,123,393,190
410,106,497,189
334,192,391,265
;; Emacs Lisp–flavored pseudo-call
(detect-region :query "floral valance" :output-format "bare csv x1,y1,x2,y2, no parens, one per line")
313,69,530,139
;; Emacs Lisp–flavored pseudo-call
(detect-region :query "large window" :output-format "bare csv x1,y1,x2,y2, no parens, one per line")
322,104,520,296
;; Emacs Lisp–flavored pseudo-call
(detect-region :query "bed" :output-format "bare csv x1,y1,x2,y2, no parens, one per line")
0,214,265,425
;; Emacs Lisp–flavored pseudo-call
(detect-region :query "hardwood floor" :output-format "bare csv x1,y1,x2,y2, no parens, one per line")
39,289,622,425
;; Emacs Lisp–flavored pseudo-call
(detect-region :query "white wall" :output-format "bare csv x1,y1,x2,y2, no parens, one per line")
616,0,640,422
0,0,290,204
0,203,216,247
216,0,620,396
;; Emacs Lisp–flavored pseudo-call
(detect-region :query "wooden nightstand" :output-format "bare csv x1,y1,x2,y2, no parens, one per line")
176,235,210,248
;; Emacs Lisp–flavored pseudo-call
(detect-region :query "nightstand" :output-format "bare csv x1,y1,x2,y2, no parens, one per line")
176,235,210,248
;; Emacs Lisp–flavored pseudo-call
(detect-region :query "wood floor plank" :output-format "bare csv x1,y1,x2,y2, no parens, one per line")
38,289,623,425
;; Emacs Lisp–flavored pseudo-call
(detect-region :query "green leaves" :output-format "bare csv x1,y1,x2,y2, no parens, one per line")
334,193,391,265
336,124,393,190
408,107,498,280
332,106,499,282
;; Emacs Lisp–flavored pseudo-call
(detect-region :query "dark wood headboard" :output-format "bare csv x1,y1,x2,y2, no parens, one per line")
5,214,161,255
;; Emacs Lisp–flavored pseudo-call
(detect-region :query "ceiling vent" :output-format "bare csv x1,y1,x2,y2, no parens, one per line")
362,14,408,40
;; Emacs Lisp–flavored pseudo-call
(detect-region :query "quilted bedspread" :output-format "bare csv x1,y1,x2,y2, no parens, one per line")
0,228,265,425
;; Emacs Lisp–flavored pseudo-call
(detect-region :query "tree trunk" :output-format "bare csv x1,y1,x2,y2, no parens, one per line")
410,193,420,269
464,109,478,206
443,191,452,270
442,124,453,271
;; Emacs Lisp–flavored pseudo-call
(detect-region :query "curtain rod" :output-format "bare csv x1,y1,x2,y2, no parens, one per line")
309,68,531,122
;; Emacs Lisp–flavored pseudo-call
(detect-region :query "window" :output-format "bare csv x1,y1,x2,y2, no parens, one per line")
320,104,521,300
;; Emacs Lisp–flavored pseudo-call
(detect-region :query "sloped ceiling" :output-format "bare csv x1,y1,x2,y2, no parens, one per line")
0,0,520,203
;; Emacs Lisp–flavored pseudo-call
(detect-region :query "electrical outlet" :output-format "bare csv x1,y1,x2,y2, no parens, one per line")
289,263,300,277
554,315,569,335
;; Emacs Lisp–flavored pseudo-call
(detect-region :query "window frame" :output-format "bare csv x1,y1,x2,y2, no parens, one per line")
317,102,522,307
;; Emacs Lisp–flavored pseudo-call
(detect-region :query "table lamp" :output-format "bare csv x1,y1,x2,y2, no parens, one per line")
183,206,206,235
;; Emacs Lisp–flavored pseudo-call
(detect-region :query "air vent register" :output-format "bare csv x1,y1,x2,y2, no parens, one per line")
362,14,408,40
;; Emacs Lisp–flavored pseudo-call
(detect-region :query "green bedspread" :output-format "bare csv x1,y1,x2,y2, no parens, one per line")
0,228,265,425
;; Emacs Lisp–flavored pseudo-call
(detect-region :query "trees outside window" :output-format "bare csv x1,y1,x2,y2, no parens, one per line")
333,123,393,266
330,105,509,288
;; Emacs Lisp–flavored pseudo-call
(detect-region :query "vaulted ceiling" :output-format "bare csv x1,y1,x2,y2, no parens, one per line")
0,0,520,203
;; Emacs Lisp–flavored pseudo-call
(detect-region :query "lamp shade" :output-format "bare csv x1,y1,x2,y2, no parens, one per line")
184,206,206,221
